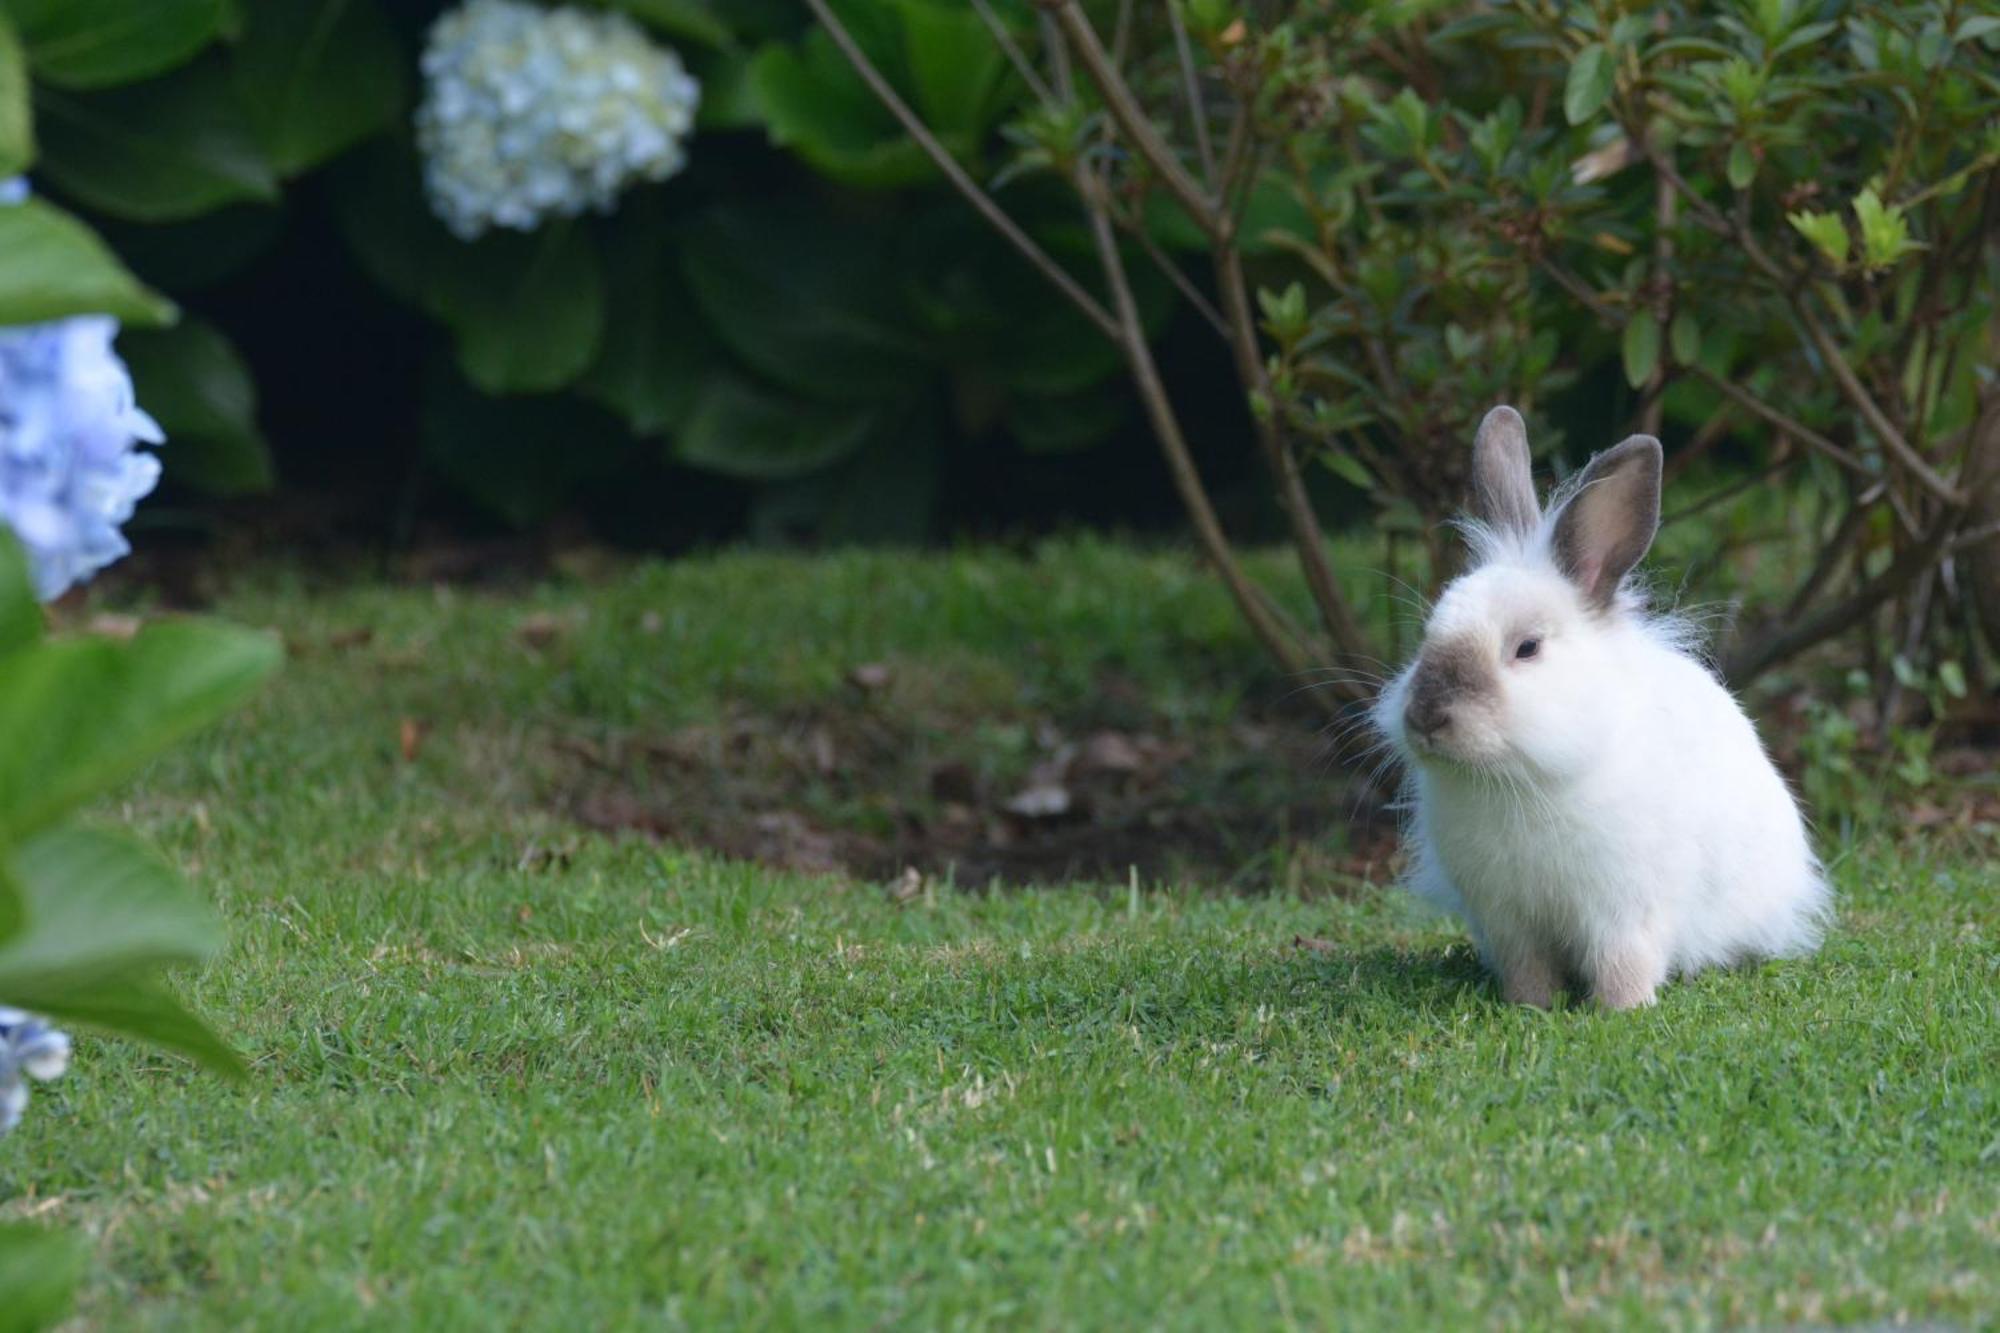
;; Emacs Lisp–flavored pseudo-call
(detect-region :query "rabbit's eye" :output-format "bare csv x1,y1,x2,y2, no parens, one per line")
1514,637,1541,661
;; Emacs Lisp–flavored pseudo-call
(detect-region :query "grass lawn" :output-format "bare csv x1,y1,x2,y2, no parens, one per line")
3,541,1996,1329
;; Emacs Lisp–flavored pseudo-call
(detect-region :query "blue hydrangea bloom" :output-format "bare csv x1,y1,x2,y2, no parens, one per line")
0,182,164,601
0,1007,72,1135
416,0,701,240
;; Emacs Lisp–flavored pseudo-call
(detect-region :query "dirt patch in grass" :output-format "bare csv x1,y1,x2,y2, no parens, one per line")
544,684,1398,891
538,667,2000,889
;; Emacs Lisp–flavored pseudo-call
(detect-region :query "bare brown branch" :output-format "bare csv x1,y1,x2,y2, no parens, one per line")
1075,170,1330,693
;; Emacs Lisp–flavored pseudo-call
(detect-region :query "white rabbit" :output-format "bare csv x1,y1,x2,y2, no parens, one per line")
1373,406,1829,1009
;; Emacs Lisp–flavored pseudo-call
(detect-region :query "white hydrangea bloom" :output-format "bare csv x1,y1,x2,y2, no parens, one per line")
416,0,701,240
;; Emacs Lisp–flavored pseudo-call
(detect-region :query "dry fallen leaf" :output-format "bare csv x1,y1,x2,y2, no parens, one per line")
848,662,892,692
516,612,567,649
1075,731,1146,777
1005,782,1072,819
86,612,143,640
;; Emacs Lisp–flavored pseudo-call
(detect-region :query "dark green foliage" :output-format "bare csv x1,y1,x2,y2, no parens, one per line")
3,0,1995,662
120,318,274,495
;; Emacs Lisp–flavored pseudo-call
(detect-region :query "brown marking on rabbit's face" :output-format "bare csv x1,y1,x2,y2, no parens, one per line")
1402,634,1499,754
1390,562,1586,770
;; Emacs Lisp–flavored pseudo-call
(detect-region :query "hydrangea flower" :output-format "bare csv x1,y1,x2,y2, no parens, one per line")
0,181,164,602
416,0,700,240
0,1007,72,1135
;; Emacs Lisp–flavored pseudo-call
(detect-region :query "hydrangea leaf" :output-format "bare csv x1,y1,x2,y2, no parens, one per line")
0,535,39,662
898,0,1008,137
746,0,1009,192
119,319,274,496
334,142,605,394
579,206,718,436
0,16,30,177
33,57,278,223
748,37,939,188
0,830,218,1001
680,205,930,403
0,620,281,841
746,408,940,542
445,222,607,394
1010,381,1129,455
10,975,241,1077
90,203,286,293
420,360,637,529
897,202,1158,395
603,0,731,48
0,0,226,90
0,827,242,1076
0,197,175,326
0,1224,83,1332
675,374,884,481
329,139,451,312
231,0,407,177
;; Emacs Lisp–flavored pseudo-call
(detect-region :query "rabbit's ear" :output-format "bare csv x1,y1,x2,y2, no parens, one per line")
1551,435,1662,609
1471,406,1539,537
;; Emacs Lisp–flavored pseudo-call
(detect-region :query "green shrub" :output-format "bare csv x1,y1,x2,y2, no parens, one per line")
814,0,2000,694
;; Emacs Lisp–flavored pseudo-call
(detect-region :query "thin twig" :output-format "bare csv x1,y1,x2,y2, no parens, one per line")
1661,402,1735,486
1642,110,1675,438
1110,0,1134,66
1167,1,1218,185
1948,517,2000,555
1662,453,1796,526
1724,507,1960,686
1044,1,1371,664
1212,248,1375,663
1129,222,1230,338
1049,1,1222,239
1075,168,1327,692
804,0,1119,342
1686,365,1872,477
970,0,1053,106
1537,260,1620,325
1219,105,1256,215
1041,10,1073,100
1877,566,1937,736
1782,481,1882,622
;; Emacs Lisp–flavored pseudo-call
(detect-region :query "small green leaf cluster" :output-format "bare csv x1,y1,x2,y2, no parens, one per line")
0,535,279,1328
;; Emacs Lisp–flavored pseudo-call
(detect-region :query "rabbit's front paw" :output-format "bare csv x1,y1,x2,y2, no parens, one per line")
1590,937,1666,1011
1499,953,1558,1009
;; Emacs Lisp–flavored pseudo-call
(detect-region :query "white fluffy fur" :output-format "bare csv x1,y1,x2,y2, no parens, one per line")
1374,469,1829,1008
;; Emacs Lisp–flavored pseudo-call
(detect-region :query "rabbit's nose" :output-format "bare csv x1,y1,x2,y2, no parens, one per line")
1404,695,1449,740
